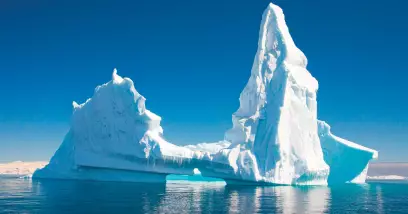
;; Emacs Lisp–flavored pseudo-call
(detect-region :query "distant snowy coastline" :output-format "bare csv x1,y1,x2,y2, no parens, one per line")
367,175,407,180
3,161,408,184
0,161,47,178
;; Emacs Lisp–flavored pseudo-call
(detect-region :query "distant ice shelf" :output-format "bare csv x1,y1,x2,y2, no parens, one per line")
367,175,406,180
33,2,377,185
0,161,47,178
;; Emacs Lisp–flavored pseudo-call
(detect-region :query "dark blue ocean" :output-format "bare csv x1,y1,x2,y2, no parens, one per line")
0,178,407,213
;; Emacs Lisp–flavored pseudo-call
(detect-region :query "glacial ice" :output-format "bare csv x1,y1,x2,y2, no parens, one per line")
318,121,378,184
207,2,331,185
33,3,377,185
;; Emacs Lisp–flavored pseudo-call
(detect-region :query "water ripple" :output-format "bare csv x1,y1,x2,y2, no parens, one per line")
0,179,407,213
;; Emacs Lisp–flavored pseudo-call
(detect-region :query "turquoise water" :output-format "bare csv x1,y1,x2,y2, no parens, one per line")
0,178,407,213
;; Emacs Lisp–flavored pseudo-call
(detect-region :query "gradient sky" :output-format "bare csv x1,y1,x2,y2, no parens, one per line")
1,0,407,162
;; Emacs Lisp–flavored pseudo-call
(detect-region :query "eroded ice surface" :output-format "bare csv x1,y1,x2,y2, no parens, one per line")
33,3,377,185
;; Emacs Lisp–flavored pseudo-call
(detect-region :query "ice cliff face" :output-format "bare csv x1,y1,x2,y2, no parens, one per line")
33,3,377,185
318,121,378,184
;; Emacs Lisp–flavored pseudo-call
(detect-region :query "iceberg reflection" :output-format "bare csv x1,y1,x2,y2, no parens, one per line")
0,179,390,213
223,185,330,213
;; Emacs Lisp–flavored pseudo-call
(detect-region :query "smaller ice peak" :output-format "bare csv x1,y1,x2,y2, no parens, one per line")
80,70,152,121
112,68,124,84
318,120,378,159
70,69,145,118
110,68,143,106
72,101,80,109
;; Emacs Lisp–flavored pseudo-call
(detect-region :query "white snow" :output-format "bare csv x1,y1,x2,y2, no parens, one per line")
0,161,47,178
33,2,377,185
185,141,231,154
193,168,201,175
367,175,406,180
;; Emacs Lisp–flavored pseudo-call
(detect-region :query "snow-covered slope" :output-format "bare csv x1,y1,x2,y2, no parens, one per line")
185,141,231,154
34,2,377,185
0,161,47,178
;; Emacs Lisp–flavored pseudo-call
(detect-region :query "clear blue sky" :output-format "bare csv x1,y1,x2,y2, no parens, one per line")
1,0,407,162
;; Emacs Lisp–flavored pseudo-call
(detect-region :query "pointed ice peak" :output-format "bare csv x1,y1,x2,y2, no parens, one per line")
112,68,124,84
256,2,307,68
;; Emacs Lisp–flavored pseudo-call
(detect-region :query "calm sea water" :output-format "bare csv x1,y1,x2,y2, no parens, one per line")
0,178,407,213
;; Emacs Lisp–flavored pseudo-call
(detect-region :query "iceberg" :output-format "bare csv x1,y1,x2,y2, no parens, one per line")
202,2,330,185
33,2,377,185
